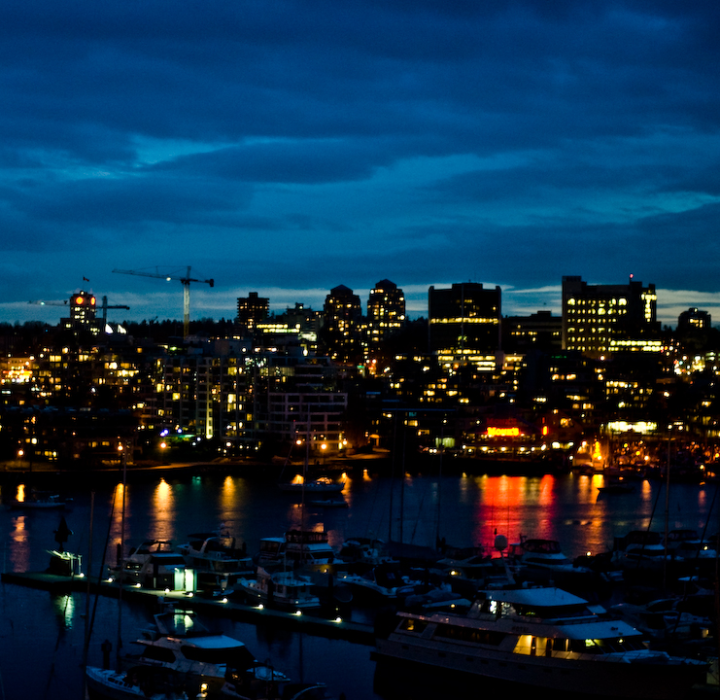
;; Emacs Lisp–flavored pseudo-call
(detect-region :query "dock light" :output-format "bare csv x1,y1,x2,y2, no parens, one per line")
136,583,141,588
221,598,228,604
258,604,264,610
108,577,114,583
335,617,342,623
586,551,592,557
185,592,193,597
295,610,302,616
164,588,170,593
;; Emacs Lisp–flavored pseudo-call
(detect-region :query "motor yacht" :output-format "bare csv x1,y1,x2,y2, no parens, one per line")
338,561,419,603
85,664,191,700
237,564,321,611
108,539,176,585
374,586,708,699
122,607,260,696
177,528,255,592
10,490,72,510
257,529,342,572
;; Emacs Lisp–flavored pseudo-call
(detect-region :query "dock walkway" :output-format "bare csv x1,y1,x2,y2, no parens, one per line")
1,570,375,646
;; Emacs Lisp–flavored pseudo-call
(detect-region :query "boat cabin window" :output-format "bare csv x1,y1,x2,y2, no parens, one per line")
399,618,427,634
433,624,504,646
513,636,646,657
478,599,513,617
259,541,282,555
592,638,646,653
523,540,561,554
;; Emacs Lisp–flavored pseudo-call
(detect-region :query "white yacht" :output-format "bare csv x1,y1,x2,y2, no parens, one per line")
177,529,254,592
257,529,342,572
108,539,178,586
509,537,579,571
123,607,262,696
237,565,321,610
374,586,707,699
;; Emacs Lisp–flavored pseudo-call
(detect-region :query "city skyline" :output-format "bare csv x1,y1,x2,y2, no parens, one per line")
1,2,719,327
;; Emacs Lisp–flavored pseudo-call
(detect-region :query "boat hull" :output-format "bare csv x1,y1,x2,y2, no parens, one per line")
373,640,706,700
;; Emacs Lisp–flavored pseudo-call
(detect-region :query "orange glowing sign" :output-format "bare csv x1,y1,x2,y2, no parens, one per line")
75,296,84,304
486,427,520,437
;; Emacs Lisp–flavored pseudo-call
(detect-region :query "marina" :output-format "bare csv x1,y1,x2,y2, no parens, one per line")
0,467,718,699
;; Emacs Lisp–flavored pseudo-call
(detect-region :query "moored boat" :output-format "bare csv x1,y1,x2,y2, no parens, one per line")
374,586,708,699
278,477,345,494
256,529,343,572
10,490,72,510
122,607,259,697
177,528,254,592
237,565,322,611
85,664,191,700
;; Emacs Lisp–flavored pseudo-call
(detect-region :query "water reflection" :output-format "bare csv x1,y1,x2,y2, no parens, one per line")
51,593,75,630
8,514,31,571
148,479,176,542
219,475,237,524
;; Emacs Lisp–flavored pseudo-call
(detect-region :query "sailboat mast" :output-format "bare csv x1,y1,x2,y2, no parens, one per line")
117,443,128,669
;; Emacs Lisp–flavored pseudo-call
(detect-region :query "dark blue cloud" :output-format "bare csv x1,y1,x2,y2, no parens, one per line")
0,0,718,325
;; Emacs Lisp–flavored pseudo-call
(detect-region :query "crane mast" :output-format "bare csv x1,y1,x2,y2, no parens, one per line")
112,266,214,338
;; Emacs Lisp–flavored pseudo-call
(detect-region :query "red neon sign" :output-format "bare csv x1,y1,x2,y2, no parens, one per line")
486,427,520,438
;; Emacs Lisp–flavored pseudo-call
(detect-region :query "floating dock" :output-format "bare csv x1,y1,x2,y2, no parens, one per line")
1,570,375,646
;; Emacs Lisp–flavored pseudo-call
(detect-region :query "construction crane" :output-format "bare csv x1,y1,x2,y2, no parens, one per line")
99,296,130,326
112,266,214,338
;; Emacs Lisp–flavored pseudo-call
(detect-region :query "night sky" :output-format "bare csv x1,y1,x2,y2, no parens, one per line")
2,1,719,328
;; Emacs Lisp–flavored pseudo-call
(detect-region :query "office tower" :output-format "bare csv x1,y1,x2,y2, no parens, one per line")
561,276,659,356
428,282,501,354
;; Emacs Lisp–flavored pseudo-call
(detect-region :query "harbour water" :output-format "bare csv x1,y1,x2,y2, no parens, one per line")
0,468,717,699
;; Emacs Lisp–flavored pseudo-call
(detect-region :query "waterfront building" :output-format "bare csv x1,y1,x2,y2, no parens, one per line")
156,340,254,446
561,276,660,357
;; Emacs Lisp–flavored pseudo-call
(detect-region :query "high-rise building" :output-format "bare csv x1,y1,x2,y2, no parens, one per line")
61,290,99,335
322,285,362,362
677,307,711,332
428,283,501,355
561,276,659,356
236,292,269,337
366,279,405,353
